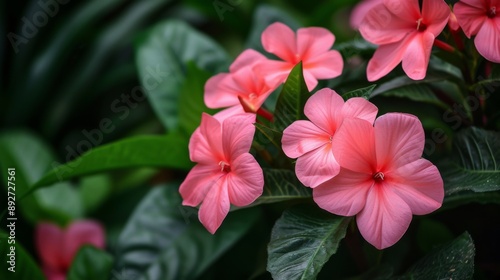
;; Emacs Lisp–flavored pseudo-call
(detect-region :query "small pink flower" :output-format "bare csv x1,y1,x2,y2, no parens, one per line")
180,113,264,234
359,0,450,81
205,49,275,119
350,0,382,29
454,0,500,63
35,220,105,280
281,88,378,188
314,113,444,249
255,22,344,91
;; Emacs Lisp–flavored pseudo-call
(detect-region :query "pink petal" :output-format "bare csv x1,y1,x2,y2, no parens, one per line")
226,153,264,206
180,164,222,206
331,118,376,174
42,266,66,280
360,3,413,45
475,19,500,63
459,0,489,10
356,185,412,249
374,113,424,172
282,120,331,158
303,70,319,91
304,88,344,134
350,0,383,29
204,73,238,108
367,37,410,81
383,0,421,21
388,159,444,215
213,106,249,121
422,0,450,36
313,168,372,216
296,27,335,60
198,177,230,234
295,143,340,188
340,97,378,124
229,49,267,72
261,22,297,62
454,1,487,37
254,59,293,89
222,113,256,159
35,223,65,270
304,50,344,80
231,66,273,110
64,220,105,269
199,113,223,160
402,32,434,80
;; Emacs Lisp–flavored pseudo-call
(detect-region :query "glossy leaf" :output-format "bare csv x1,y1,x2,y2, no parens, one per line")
136,20,229,130
67,245,113,280
0,231,45,280
254,169,311,206
267,206,351,280
114,183,260,279
395,232,475,279
273,62,310,132
34,134,192,189
341,84,376,100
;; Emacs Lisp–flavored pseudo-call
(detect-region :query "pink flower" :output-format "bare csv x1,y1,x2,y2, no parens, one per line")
35,220,105,280
454,0,500,63
359,0,450,81
350,0,382,29
281,88,378,188
205,49,275,119
255,22,344,91
313,113,444,249
180,113,264,234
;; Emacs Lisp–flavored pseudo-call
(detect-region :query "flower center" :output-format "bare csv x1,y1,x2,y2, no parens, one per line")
219,161,231,173
373,172,385,181
488,6,496,18
416,18,427,32
248,93,257,100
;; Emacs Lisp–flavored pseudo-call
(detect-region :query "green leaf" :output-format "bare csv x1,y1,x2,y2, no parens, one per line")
67,245,113,280
178,62,218,136
114,183,260,279
136,20,229,130
0,231,45,280
254,169,311,206
267,206,351,280
440,127,500,197
335,38,376,59
79,175,112,214
0,131,82,224
273,62,310,132
254,123,283,149
34,133,192,189
341,84,376,100
245,5,301,54
395,232,475,280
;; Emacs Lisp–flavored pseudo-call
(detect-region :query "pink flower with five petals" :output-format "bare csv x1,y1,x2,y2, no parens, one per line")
359,0,450,81
255,22,344,91
454,0,500,63
180,113,264,234
281,88,378,188
205,49,275,120
314,113,444,249
35,220,105,280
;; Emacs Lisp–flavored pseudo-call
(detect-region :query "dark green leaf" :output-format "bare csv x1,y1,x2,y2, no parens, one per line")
341,84,376,100
0,131,82,224
335,39,376,59
0,231,45,280
273,62,310,132
254,123,282,149
178,62,218,136
67,245,113,280
79,175,112,213
395,232,475,280
254,169,311,206
440,127,500,197
136,20,229,130
267,206,351,280
245,5,301,54
34,134,192,189
114,183,260,279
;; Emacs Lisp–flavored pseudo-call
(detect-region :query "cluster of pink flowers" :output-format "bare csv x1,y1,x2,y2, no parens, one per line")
352,0,500,81
181,20,444,249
